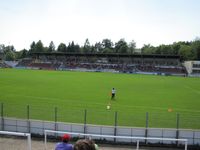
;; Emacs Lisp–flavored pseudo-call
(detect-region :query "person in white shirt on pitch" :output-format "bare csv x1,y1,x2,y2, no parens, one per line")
111,88,116,100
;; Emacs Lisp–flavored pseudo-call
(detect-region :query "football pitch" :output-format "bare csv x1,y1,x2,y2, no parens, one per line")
0,69,200,129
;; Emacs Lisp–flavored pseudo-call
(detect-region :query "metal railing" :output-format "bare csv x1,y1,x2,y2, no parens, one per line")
44,130,188,150
1,103,200,129
0,130,32,150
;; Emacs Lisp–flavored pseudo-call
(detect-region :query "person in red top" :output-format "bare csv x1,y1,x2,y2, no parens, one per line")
55,134,73,150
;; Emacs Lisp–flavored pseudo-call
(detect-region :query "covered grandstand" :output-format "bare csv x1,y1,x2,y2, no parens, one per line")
16,52,187,76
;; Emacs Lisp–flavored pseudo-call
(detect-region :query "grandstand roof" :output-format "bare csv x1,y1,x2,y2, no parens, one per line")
31,52,181,59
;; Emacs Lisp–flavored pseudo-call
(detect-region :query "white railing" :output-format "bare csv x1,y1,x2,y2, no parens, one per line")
0,130,32,150
44,130,188,150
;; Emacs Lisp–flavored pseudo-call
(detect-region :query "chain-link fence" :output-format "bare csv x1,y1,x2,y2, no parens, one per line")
1,103,200,129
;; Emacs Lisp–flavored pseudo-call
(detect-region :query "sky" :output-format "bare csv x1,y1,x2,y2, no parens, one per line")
0,0,200,50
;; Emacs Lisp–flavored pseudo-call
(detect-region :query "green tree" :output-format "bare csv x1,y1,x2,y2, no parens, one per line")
90,45,96,53
0,45,16,60
158,45,174,55
48,41,55,52
83,38,91,53
101,39,114,53
0,44,5,54
141,44,155,54
102,39,113,49
35,40,45,52
16,49,28,59
29,41,36,53
115,39,128,53
74,43,80,53
5,50,15,61
191,39,200,60
171,42,181,55
57,43,67,52
103,48,114,53
4,45,15,53
67,41,77,53
179,45,194,60
94,42,103,53
21,49,28,58
128,40,136,53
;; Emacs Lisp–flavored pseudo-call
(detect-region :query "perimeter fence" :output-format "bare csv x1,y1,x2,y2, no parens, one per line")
0,103,200,129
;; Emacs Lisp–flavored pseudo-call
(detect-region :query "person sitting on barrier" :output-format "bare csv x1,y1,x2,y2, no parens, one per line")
73,139,98,150
55,134,73,150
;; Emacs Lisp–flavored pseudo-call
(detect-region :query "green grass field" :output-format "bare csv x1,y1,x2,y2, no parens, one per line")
0,68,200,129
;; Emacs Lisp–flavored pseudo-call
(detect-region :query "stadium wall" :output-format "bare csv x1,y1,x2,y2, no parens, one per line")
0,117,200,146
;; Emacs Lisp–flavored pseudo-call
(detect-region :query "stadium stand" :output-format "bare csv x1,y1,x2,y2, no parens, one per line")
0,61,10,68
4,61,18,67
16,52,187,76
184,61,200,76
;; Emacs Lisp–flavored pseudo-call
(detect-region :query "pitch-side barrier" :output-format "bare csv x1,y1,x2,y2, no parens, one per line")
44,130,188,150
0,130,31,150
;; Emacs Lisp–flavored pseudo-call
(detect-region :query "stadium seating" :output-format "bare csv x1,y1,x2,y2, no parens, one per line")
16,53,187,76
0,61,10,68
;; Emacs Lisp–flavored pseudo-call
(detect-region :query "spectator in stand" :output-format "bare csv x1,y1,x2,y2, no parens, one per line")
55,134,73,150
73,139,98,150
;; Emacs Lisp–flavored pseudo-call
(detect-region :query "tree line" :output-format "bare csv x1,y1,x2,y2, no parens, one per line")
28,39,137,54
0,38,200,61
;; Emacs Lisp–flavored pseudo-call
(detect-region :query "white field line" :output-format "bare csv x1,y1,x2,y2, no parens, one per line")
184,85,200,95
2,93,200,114
2,94,168,111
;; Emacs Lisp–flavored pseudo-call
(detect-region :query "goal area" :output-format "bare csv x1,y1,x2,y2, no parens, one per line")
0,130,31,150
44,130,188,150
